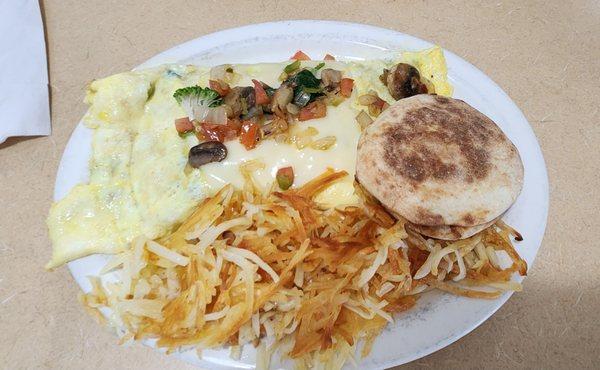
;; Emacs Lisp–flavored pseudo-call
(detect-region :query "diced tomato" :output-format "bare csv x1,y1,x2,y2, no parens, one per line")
239,120,260,150
298,101,327,121
372,96,387,109
252,79,270,105
340,78,354,98
199,122,238,142
290,50,311,61
276,167,294,190
209,79,230,97
226,118,242,133
324,54,336,61
174,117,194,133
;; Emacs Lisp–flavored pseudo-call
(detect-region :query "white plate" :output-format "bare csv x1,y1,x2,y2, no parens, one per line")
55,20,549,369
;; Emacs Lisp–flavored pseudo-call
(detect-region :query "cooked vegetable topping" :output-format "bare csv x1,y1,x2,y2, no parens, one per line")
209,79,231,97
261,117,288,138
173,86,225,124
188,141,227,168
239,120,260,150
290,50,311,60
224,86,256,117
381,63,428,100
358,91,390,118
197,122,238,142
340,78,354,97
355,110,374,130
298,100,327,121
289,126,318,149
369,95,389,117
276,166,294,190
284,60,301,74
357,94,378,105
293,89,312,107
286,103,300,115
310,135,337,150
323,53,336,61
288,69,321,90
320,68,342,88
287,69,323,108
312,62,325,72
271,83,294,116
210,64,235,83
174,60,353,168
174,117,194,133
252,79,270,105
173,86,222,107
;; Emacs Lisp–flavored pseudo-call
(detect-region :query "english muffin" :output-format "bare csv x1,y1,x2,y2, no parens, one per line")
356,94,523,238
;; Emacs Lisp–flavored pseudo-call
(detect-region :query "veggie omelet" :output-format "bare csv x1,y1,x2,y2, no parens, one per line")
46,47,452,268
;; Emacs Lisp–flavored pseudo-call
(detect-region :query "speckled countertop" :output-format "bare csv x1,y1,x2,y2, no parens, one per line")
1,1,599,369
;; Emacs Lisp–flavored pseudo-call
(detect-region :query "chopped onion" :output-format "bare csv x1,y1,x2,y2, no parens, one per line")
310,136,337,150
286,103,300,115
273,85,293,110
193,105,227,125
355,110,373,129
274,133,288,143
368,103,382,117
358,94,378,105
210,64,234,83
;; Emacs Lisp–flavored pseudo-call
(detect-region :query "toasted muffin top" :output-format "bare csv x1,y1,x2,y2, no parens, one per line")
356,94,523,228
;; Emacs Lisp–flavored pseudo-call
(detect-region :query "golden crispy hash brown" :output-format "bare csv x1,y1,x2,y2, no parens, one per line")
80,163,527,369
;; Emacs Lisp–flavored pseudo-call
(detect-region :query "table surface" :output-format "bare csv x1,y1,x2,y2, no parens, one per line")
1,1,599,369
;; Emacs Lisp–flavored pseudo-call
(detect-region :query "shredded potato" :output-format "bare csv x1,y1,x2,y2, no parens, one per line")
80,164,527,369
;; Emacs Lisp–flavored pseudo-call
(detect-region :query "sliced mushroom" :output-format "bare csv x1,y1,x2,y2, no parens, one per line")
320,68,342,88
223,86,256,117
241,105,263,120
188,141,228,168
210,64,235,83
240,86,256,108
381,63,428,100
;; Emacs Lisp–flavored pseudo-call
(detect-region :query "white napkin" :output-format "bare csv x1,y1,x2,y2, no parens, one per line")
0,0,50,144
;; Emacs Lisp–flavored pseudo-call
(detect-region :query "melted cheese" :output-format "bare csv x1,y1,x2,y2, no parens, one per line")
199,97,360,207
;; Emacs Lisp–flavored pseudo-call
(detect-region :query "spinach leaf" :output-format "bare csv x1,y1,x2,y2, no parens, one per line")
287,69,323,107
289,69,321,89
264,85,277,97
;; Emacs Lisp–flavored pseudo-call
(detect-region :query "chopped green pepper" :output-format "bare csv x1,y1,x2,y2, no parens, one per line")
284,60,301,74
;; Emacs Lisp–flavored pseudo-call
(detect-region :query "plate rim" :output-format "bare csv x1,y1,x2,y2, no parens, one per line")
55,19,549,369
